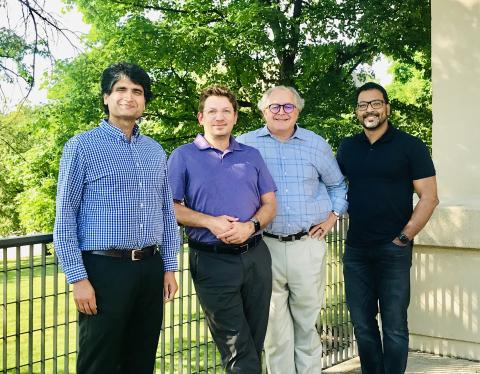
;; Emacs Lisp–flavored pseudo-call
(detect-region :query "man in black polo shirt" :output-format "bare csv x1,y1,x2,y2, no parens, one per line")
337,82,439,374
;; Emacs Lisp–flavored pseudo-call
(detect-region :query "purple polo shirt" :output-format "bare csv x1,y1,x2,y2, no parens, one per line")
168,134,277,244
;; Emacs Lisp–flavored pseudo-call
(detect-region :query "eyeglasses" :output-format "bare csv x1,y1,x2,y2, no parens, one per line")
267,103,296,114
356,100,385,111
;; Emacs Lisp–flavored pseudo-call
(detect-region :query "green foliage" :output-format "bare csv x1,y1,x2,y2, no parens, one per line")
0,0,67,100
0,0,432,234
387,53,432,149
0,28,34,84
0,106,60,235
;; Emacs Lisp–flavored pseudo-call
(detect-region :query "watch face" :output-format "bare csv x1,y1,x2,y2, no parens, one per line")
399,233,410,244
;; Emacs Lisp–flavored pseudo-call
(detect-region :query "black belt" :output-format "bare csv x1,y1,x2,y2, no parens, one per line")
188,235,262,255
84,245,159,261
264,231,309,242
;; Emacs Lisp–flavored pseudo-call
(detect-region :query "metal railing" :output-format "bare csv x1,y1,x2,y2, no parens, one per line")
1,219,355,373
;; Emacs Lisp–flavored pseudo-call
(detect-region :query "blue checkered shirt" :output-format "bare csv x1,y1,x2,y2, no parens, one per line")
237,125,348,235
54,120,180,284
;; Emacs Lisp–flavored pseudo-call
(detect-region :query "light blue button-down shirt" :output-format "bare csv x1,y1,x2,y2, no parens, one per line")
54,120,180,283
237,125,348,235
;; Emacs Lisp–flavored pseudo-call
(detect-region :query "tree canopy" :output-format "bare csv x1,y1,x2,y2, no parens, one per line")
0,0,81,106
0,0,432,235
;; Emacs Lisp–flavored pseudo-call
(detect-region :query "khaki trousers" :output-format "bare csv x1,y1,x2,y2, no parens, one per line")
264,236,327,374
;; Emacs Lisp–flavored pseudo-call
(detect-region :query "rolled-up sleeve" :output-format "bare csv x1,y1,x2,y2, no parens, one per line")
317,145,348,215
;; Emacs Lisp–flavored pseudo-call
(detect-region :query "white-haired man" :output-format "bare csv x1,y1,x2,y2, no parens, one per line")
237,86,348,373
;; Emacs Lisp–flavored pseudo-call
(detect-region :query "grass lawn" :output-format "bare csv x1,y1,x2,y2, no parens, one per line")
1,230,353,373
1,247,222,373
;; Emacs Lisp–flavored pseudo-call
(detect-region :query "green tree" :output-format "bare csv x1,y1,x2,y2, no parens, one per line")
53,0,431,146
0,0,81,106
0,105,61,234
387,53,432,148
1,0,432,234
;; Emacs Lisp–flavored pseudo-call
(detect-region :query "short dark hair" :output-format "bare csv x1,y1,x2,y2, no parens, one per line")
355,82,389,104
101,62,153,114
198,86,238,113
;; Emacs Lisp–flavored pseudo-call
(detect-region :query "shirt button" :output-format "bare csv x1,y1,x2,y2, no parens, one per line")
136,162,140,167
139,224,143,228
285,189,288,192
140,203,144,208
139,182,142,187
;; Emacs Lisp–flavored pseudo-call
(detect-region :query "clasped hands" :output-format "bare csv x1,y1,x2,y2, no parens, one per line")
207,215,254,244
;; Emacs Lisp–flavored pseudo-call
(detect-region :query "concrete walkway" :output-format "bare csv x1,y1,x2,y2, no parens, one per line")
324,352,480,373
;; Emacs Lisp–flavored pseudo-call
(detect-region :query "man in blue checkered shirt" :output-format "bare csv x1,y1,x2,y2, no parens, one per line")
53,62,180,374
237,86,348,374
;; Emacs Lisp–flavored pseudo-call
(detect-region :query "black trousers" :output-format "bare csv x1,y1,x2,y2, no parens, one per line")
77,252,164,374
189,240,272,374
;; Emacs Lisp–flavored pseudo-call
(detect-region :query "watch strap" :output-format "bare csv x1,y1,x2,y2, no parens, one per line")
249,217,261,233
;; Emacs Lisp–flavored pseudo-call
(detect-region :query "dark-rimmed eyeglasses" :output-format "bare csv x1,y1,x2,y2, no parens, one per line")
356,100,385,111
267,103,296,114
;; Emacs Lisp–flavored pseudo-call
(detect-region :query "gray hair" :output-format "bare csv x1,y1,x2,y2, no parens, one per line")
257,86,305,112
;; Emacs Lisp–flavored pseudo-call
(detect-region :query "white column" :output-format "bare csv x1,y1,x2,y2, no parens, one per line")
410,0,480,359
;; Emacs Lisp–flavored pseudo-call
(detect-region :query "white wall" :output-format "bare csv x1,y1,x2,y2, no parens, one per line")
411,0,480,359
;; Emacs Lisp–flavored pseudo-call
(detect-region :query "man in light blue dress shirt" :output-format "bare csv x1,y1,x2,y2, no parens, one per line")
54,62,180,374
237,86,348,373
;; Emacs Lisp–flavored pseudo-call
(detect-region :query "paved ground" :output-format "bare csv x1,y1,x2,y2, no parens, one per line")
324,351,480,373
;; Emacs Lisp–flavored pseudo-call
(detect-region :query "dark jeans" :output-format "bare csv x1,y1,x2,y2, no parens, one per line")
77,252,164,374
343,241,412,374
189,240,272,374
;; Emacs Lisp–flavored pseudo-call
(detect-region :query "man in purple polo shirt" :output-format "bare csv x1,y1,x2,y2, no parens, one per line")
168,86,277,374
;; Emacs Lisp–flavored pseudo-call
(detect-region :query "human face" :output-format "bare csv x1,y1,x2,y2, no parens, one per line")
197,95,237,139
356,89,390,131
103,77,146,124
263,88,299,137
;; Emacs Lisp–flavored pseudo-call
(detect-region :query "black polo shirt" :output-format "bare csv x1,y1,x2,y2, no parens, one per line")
337,124,435,247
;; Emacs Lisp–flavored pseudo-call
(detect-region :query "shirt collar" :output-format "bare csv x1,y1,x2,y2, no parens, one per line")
100,119,140,141
193,134,242,151
360,122,396,144
258,124,308,141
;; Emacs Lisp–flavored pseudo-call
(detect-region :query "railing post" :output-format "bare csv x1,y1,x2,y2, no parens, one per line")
2,247,7,373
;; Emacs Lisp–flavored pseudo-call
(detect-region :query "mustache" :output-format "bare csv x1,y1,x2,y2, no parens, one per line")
362,111,379,118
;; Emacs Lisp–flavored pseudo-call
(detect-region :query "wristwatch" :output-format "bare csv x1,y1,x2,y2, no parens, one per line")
331,210,340,218
249,217,261,233
397,232,411,244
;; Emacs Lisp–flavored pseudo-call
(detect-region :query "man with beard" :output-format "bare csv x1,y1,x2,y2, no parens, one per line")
336,82,439,374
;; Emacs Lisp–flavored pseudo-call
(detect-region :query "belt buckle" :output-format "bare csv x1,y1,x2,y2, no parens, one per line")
278,235,285,242
239,243,249,254
131,249,141,261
